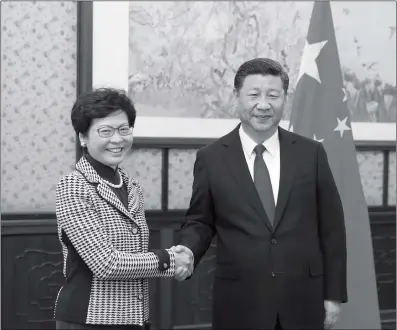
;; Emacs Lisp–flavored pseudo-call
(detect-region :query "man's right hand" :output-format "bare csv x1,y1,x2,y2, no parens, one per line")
171,245,194,281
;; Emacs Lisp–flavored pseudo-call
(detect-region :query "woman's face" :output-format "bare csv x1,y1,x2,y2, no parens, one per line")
79,110,134,168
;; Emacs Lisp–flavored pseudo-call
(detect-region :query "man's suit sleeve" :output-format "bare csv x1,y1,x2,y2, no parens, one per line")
316,143,348,303
179,149,216,268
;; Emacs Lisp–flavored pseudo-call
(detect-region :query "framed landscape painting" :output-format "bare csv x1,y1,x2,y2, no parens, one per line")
92,1,396,143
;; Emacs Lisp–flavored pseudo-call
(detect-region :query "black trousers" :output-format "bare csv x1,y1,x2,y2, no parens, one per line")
56,320,150,330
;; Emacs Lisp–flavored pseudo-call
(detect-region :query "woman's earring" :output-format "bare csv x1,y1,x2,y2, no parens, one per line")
81,142,86,147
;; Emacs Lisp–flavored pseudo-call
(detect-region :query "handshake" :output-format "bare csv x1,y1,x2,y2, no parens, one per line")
170,245,194,281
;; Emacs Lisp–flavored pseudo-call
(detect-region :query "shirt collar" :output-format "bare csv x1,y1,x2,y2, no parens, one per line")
239,125,280,159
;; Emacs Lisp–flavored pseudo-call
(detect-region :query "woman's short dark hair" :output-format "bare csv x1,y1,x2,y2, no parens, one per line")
71,88,136,135
234,58,289,94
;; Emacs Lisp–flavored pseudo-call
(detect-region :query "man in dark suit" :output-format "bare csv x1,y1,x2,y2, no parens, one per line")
173,58,347,329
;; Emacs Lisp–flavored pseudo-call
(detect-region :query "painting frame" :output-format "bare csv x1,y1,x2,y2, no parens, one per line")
92,1,396,145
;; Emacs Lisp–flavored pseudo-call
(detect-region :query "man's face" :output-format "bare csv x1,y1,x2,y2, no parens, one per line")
235,74,286,134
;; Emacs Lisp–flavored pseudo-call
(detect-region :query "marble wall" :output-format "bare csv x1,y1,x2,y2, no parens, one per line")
121,148,395,211
0,2,394,213
121,149,162,210
356,151,384,206
1,1,77,213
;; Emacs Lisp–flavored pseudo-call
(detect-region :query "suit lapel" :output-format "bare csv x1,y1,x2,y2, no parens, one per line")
122,171,141,219
273,128,297,230
222,126,273,231
96,182,133,220
76,157,139,223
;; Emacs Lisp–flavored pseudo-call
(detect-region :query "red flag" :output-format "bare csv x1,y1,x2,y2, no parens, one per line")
289,2,381,329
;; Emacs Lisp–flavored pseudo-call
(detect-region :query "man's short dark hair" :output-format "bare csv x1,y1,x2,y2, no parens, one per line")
71,88,136,135
234,58,289,94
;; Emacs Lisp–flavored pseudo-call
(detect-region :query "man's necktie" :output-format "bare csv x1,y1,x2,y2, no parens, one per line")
253,144,275,225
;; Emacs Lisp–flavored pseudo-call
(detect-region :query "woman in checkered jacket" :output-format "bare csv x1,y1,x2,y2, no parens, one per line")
54,88,192,330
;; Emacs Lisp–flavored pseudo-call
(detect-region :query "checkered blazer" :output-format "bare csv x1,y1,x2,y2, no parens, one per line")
54,157,176,325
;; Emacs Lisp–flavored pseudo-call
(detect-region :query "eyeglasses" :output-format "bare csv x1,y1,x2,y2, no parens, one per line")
96,125,133,138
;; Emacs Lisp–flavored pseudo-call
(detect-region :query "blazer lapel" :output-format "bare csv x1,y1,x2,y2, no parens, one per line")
222,125,273,231
76,157,138,223
121,171,141,219
96,182,133,220
273,128,297,230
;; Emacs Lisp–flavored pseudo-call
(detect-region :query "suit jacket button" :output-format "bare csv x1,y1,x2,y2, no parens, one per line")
132,228,138,234
163,263,168,269
271,238,276,244
272,272,275,277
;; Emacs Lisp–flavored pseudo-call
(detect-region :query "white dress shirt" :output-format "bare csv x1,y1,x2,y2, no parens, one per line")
239,125,280,204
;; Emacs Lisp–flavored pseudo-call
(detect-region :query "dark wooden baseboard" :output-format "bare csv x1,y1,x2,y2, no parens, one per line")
1,209,395,329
